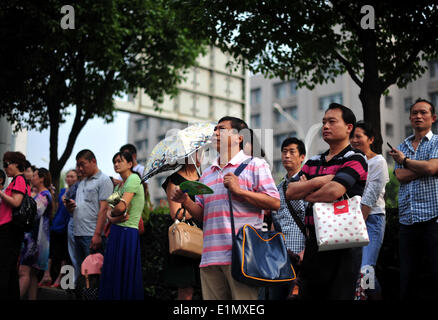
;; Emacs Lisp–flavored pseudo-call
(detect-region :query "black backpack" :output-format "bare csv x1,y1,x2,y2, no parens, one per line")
11,175,37,232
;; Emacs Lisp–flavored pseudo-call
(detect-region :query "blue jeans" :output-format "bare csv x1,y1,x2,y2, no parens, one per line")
68,219,79,282
361,213,385,293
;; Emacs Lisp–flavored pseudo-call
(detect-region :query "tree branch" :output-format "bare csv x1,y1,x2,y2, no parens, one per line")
334,50,363,88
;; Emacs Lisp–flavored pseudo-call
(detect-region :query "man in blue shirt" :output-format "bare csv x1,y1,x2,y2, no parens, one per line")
390,98,438,300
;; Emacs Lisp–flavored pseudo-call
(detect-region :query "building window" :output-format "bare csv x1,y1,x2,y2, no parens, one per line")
251,114,261,128
274,82,287,100
250,88,261,105
318,93,343,111
404,97,412,113
429,92,438,133
274,132,296,148
275,106,298,123
135,139,148,153
429,60,438,78
385,96,393,109
385,123,394,138
289,80,297,95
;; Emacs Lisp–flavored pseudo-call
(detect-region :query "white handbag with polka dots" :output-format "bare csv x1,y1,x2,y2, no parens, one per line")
313,195,369,251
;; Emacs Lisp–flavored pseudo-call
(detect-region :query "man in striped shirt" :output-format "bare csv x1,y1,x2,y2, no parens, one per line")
171,116,280,300
286,103,368,300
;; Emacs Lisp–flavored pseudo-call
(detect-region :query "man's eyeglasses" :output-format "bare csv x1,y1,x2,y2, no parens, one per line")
3,161,11,168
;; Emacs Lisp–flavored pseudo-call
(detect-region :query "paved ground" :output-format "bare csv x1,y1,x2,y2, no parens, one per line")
36,287,76,300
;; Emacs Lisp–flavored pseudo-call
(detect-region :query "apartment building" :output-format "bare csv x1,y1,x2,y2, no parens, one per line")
250,60,438,182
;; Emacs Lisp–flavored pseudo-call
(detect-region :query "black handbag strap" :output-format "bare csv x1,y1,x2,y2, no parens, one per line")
282,179,308,239
228,158,253,242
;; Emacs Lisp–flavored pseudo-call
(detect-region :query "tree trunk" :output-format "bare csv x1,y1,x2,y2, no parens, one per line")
359,28,383,155
359,89,382,154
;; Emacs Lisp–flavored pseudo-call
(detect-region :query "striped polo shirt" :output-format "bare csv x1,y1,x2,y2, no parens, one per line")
298,145,368,226
195,150,280,267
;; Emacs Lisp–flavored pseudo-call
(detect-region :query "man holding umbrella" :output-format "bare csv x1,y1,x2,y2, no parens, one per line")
171,116,280,300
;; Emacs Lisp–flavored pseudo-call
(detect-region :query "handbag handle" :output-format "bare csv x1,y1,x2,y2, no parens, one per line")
175,206,186,222
228,158,253,242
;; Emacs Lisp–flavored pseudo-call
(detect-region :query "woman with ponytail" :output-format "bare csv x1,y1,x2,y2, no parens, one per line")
98,151,144,300
18,167,53,300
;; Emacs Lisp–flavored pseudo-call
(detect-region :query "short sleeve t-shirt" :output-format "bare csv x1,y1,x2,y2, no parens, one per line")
0,175,31,226
116,173,144,229
73,170,113,236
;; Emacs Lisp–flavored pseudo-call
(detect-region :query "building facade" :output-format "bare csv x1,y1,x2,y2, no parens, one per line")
125,46,248,205
250,60,438,182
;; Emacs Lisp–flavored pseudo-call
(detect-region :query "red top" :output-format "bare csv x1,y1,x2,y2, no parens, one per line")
0,175,31,226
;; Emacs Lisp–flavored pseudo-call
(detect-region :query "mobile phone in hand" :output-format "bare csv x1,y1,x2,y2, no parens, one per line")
387,142,394,150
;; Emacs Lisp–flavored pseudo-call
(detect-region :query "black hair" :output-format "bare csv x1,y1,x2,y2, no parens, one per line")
119,143,137,155
326,103,356,138
76,149,96,161
241,128,266,158
0,169,5,185
112,151,141,178
3,151,26,172
24,160,32,170
354,120,379,153
281,137,306,156
217,116,249,149
410,98,436,115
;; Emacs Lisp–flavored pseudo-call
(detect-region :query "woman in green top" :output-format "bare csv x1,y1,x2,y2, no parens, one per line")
99,151,144,300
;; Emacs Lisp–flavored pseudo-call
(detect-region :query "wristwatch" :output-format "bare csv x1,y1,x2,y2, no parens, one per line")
402,156,409,167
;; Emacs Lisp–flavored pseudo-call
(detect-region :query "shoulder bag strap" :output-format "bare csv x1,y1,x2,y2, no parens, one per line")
282,179,308,239
228,158,253,242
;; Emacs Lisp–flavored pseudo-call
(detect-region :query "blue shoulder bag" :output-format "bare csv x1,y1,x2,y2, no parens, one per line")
228,158,296,287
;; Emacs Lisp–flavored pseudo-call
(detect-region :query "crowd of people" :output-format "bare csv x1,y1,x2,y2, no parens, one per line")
0,97,437,301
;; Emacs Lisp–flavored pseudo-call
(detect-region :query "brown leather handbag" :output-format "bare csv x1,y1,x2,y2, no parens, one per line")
168,207,203,259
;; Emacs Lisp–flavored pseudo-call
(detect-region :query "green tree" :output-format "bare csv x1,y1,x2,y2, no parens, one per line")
385,166,400,209
177,0,438,152
0,0,205,190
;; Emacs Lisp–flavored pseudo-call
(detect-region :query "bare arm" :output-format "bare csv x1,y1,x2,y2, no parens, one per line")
166,182,193,220
394,168,421,184
404,158,438,176
286,175,335,200
0,190,24,208
224,172,280,210
170,187,204,222
304,180,347,203
91,200,110,250
233,189,280,210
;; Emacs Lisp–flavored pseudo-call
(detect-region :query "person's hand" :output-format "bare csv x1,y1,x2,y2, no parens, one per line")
90,234,102,251
170,186,189,204
223,172,241,195
64,199,76,213
312,174,335,184
389,148,405,165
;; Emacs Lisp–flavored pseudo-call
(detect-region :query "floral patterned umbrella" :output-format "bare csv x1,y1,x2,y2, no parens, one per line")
142,122,215,182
